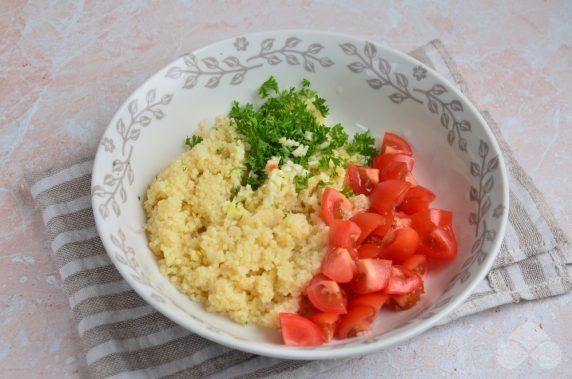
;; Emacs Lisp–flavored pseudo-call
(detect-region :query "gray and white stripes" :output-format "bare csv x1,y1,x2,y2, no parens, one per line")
28,40,572,378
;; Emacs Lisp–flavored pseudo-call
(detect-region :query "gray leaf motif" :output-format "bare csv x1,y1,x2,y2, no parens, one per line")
450,99,463,112
487,156,499,172
440,112,450,128
146,89,156,105
458,120,471,131
306,43,324,55
161,94,173,105
184,76,198,89
395,73,408,89
99,204,109,218
139,115,152,127
116,119,126,135
378,58,391,75
493,205,504,218
481,197,491,216
479,140,489,157
206,76,220,88
166,66,182,79
267,55,282,65
223,56,240,68
285,54,300,65
447,129,455,145
459,138,468,151
470,162,481,177
339,43,358,56
261,38,274,52
430,84,447,95
183,54,198,67
364,41,377,59
202,57,219,69
128,99,138,115
319,57,334,67
367,78,383,89
304,60,315,73
284,37,302,48
428,99,439,114
484,176,494,194
231,72,245,85
470,186,478,201
348,61,366,73
469,212,478,225
389,93,405,104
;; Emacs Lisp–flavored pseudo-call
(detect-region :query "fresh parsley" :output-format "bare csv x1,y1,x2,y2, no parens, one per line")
229,76,378,190
184,135,203,149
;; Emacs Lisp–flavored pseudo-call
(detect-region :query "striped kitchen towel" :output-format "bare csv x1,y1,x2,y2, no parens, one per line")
27,40,572,378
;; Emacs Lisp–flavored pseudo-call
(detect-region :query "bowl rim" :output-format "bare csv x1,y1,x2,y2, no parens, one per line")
92,29,510,360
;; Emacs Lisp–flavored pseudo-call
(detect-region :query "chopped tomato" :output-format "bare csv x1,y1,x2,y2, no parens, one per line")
297,295,316,318
346,164,379,195
309,312,340,342
279,313,325,346
321,188,354,225
322,247,357,283
411,208,453,236
392,212,412,229
348,293,389,313
381,132,413,156
384,266,424,295
379,226,420,264
373,153,415,174
335,305,375,339
399,186,436,215
369,180,411,215
357,243,384,259
401,254,428,278
350,259,392,294
417,225,458,261
351,212,392,245
306,274,347,314
329,220,361,254
390,291,422,310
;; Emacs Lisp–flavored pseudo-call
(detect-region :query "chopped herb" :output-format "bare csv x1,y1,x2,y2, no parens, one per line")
341,186,354,198
138,195,141,200
283,212,288,219
215,147,223,155
294,173,313,192
231,186,241,199
229,76,378,190
185,135,203,149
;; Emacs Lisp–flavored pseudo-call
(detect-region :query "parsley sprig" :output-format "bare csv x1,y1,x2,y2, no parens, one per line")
229,77,378,190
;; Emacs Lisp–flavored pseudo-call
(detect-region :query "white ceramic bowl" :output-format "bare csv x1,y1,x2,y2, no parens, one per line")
92,30,509,359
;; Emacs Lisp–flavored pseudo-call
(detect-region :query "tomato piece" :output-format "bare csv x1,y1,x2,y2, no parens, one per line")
411,208,453,236
357,243,384,259
392,211,413,229
321,187,354,225
350,259,392,294
346,164,380,195
309,312,340,342
417,225,458,261
306,274,347,314
381,132,413,156
401,254,428,278
348,293,389,313
379,227,420,264
399,186,436,215
374,153,415,174
335,305,375,339
384,266,424,295
351,212,392,245
329,220,361,254
298,295,316,318
369,180,411,215
322,247,357,283
279,313,325,346
390,291,422,310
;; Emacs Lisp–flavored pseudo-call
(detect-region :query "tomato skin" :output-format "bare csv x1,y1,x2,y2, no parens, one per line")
321,188,354,225
306,275,348,314
417,225,458,261
309,312,340,342
369,180,411,215
374,153,415,174
279,313,325,346
382,132,413,156
348,293,389,313
379,226,420,264
351,212,392,245
347,164,380,195
329,220,361,254
322,247,357,283
350,259,392,295
399,186,436,215
335,305,376,339
384,266,424,295
357,243,384,259
401,254,428,278
411,208,453,236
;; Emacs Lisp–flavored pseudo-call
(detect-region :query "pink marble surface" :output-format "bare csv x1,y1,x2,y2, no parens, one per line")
1,1,570,377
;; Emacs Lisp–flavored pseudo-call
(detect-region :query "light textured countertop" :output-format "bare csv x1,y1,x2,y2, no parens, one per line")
1,1,571,377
